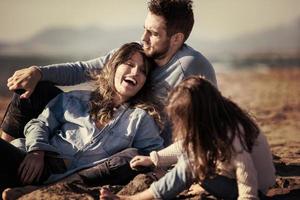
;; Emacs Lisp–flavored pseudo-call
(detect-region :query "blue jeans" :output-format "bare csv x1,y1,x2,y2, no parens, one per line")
150,155,239,200
0,139,66,194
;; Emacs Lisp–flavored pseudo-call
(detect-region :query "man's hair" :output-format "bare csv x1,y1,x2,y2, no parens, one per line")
148,0,194,41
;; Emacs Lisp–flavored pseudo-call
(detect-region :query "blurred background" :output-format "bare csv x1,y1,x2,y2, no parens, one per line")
0,0,300,96
1,2,300,196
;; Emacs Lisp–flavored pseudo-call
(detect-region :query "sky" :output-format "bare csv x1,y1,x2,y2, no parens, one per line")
0,0,300,42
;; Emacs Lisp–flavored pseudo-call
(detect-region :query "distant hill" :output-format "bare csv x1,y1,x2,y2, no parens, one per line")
0,26,142,58
191,18,300,58
0,18,299,59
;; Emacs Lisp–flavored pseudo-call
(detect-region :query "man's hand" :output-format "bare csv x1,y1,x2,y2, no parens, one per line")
18,150,45,185
130,155,154,170
7,66,42,99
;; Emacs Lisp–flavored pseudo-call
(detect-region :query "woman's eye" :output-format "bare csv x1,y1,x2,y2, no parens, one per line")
125,62,133,67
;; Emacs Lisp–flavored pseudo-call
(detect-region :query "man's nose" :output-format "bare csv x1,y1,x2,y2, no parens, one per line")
141,30,149,42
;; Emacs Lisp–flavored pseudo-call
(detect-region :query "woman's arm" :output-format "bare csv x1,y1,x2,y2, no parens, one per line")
131,112,164,154
24,93,68,153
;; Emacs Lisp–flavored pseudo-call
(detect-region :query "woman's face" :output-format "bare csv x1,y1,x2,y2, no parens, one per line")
114,52,147,104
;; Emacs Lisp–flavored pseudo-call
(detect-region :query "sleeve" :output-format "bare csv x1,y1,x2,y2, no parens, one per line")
24,93,69,153
150,141,183,167
233,148,259,200
37,49,116,85
150,155,194,199
132,113,164,155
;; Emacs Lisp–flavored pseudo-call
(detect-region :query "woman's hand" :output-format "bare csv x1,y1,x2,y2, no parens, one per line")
130,155,154,170
18,150,45,184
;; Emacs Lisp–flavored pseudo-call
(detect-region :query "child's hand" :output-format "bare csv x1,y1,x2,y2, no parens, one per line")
130,155,154,170
18,150,45,184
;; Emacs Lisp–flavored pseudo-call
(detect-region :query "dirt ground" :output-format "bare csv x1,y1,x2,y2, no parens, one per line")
0,67,299,199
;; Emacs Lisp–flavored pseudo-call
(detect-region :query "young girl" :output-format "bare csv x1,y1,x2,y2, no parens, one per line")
101,76,276,200
0,42,164,194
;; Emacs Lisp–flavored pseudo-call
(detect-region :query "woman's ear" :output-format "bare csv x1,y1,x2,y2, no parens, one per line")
171,33,185,47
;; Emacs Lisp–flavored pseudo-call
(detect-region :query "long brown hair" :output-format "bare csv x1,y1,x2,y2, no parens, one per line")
166,76,259,180
89,42,162,128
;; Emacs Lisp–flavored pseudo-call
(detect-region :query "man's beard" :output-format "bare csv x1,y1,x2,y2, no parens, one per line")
144,41,171,61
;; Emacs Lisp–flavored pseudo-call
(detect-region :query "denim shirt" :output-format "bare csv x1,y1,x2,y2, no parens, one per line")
12,90,163,183
38,44,217,146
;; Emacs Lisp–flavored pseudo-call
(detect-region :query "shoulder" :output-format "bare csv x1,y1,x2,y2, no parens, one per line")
175,44,217,86
176,44,213,70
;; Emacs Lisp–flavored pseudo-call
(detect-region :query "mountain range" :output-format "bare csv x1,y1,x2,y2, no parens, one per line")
0,18,299,59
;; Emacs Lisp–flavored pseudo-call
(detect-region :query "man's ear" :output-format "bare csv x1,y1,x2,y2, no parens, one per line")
171,33,185,46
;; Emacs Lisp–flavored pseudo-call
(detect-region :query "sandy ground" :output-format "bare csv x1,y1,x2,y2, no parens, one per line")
0,67,299,199
217,67,300,199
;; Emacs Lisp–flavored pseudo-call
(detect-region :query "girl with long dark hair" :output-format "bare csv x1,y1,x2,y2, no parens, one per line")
102,76,275,200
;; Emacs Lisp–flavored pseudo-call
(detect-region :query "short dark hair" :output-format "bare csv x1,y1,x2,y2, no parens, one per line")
148,0,194,41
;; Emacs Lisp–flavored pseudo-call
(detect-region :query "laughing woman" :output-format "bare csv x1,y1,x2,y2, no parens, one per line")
0,42,163,193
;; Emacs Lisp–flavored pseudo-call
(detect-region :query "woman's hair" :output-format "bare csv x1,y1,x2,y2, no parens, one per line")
89,42,162,128
166,76,259,180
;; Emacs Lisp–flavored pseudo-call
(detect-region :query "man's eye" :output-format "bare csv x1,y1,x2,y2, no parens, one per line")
152,32,159,37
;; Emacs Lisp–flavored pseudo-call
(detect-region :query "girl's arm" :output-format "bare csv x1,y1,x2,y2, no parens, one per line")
149,141,183,167
149,154,194,199
130,140,183,170
233,138,259,200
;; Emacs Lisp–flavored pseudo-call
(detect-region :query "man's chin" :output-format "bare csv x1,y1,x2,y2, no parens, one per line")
144,51,153,57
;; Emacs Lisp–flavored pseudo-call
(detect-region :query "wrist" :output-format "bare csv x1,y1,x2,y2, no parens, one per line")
31,150,45,157
149,151,159,167
31,66,43,81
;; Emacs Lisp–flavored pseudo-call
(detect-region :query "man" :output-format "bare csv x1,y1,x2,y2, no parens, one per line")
2,0,216,156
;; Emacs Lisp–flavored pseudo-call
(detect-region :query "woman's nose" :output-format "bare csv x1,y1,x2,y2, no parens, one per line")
131,66,139,75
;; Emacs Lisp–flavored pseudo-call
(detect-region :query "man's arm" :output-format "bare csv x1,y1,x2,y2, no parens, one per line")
7,49,115,98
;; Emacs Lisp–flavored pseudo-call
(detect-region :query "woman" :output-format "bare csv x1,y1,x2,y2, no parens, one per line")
0,42,164,193
101,76,275,200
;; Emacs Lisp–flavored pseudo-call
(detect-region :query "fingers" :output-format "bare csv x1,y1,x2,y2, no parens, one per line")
130,156,146,169
18,152,45,184
20,90,32,99
100,187,120,200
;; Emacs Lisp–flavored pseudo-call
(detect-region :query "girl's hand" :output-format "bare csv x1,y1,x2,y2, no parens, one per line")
130,155,154,170
18,150,45,184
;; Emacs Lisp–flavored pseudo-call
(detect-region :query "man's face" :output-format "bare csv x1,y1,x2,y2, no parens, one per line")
141,12,171,60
